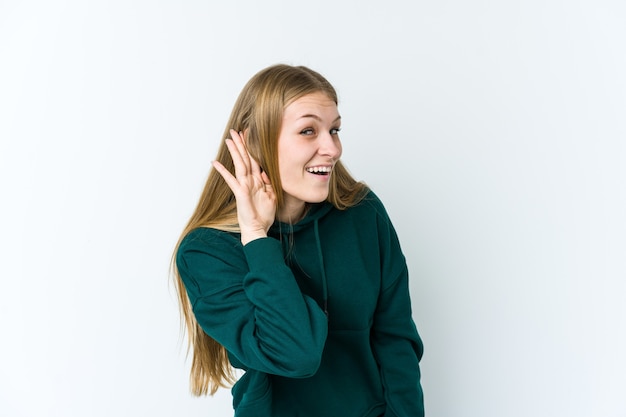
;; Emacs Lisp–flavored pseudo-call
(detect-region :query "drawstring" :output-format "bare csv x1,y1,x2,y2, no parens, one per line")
276,216,329,319
313,219,329,318
278,222,295,263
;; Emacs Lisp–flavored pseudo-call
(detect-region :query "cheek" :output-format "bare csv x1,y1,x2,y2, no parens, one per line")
277,156,299,185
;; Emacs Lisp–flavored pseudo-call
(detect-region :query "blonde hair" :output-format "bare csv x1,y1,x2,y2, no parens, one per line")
172,64,368,395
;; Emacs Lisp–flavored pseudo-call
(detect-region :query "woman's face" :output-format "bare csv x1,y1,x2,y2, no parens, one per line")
276,91,342,222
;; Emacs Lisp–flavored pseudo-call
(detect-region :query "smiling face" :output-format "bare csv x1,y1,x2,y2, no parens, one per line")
276,92,342,222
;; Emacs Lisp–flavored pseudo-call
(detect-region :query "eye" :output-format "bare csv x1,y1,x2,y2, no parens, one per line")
300,128,315,136
330,127,341,135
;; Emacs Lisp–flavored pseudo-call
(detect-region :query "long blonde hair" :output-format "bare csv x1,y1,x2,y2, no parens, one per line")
172,64,368,395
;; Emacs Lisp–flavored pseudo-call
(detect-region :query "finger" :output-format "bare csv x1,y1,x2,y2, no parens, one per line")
224,138,249,179
249,151,263,176
230,129,252,171
212,160,240,193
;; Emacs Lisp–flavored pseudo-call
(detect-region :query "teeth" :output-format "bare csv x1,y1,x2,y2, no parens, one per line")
306,166,331,173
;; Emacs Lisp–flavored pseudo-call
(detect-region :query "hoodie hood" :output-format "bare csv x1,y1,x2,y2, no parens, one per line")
269,201,334,234
268,201,334,317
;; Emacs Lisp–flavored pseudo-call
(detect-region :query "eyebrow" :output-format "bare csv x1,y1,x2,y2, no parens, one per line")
298,114,342,122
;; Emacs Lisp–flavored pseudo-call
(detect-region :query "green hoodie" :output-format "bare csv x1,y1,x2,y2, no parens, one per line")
176,190,424,416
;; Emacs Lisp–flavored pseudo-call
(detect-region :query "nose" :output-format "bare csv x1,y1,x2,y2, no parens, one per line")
319,133,342,160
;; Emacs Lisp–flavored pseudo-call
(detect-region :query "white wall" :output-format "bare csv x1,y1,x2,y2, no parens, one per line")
1,1,624,416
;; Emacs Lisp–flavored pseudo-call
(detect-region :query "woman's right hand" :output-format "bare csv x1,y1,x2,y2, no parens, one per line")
212,129,277,245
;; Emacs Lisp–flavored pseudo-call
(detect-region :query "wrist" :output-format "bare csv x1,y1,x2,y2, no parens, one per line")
241,230,268,246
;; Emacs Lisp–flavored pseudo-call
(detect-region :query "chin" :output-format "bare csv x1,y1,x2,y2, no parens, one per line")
300,191,329,204
309,194,330,203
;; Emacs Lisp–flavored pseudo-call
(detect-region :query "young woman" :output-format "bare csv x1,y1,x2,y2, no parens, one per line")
172,64,425,416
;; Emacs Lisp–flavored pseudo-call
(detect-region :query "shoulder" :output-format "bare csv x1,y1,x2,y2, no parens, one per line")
177,227,243,264
323,189,396,239
176,227,246,290
180,227,240,248
346,189,393,224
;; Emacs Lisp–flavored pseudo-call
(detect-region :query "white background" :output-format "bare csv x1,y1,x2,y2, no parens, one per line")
1,0,625,416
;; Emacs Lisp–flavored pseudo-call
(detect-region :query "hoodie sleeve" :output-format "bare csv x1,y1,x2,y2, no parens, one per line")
176,228,328,378
369,198,425,417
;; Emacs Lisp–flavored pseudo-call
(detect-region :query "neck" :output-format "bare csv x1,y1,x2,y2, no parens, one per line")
277,202,307,224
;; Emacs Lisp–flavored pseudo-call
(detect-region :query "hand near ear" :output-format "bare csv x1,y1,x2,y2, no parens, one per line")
212,129,277,245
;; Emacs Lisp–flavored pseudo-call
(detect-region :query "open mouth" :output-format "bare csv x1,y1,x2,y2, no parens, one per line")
306,166,332,176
